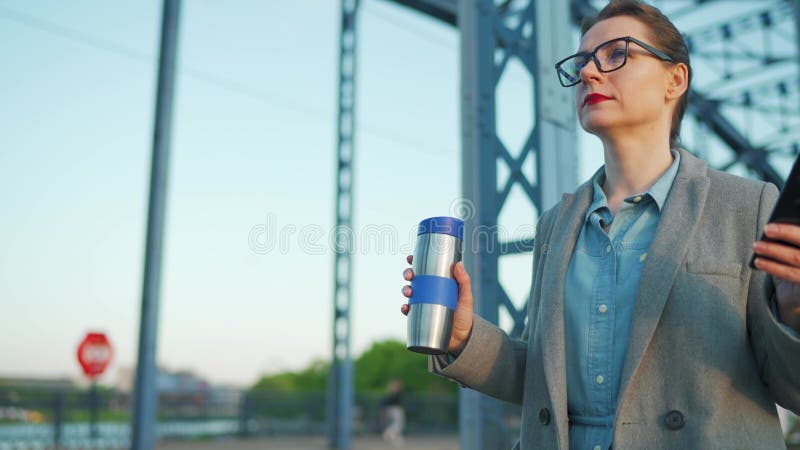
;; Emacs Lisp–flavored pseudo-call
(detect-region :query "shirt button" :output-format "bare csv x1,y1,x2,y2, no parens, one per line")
606,245,611,253
598,304,608,313
633,196,642,203
594,446,602,450
596,375,605,384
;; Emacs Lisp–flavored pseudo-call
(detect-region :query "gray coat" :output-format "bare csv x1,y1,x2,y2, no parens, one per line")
431,149,800,449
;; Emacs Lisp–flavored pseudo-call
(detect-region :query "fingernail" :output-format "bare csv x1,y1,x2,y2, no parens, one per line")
766,224,778,233
754,257,762,267
753,241,763,251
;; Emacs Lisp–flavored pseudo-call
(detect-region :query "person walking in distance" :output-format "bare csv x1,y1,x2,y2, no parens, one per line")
380,379,405,446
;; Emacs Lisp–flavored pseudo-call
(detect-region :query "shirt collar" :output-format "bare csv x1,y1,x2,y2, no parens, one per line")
586,149,681,221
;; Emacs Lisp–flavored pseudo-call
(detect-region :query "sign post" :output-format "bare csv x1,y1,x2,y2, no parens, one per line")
77,332,113,439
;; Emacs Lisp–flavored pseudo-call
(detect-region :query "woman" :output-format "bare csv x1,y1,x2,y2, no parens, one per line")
400,1,800,449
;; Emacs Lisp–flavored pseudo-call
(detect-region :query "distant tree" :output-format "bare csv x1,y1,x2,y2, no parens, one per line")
249,339,457,393
354,339,457,394
250,359,328,392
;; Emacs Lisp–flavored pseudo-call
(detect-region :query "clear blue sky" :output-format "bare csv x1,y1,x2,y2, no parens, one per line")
0,0,786,387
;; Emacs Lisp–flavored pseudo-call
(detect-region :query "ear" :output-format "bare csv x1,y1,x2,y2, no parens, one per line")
665,63,689,100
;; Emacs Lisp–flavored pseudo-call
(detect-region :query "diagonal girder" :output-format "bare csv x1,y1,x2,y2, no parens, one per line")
689,89,785,187
387,0,456,25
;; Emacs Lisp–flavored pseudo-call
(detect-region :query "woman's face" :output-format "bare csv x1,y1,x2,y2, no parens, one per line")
574,16,674,141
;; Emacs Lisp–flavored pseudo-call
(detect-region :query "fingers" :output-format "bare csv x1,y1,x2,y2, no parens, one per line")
401,255,414,317
763,223,800,247
452,261,470,286
400,284,411,317
452,262,474,307
753,257,800,283
754,225,800,283
754,239,800,268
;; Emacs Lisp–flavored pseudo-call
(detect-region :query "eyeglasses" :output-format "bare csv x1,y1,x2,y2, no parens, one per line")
554,36,674,87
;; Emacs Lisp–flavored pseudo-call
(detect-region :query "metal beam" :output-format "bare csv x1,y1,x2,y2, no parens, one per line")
793,0,800,119
689,89,785,188
535,0,579,211
328,0,359,448
131,0,181,449
683,2,792,48
458,2,505,448
389,0,456,25
459,0,576,448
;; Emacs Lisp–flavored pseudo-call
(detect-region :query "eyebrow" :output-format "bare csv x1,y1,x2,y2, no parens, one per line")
578,35,640,53
575,39,602,54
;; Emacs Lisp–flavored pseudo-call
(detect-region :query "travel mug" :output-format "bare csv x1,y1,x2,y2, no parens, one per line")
407,216,463,355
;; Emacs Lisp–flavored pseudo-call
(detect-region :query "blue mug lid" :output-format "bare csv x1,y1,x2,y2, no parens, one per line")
417,216,464,239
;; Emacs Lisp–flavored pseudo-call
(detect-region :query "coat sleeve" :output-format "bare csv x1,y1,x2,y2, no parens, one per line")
747,182,800,414
427,209,556,405
428,314,528,404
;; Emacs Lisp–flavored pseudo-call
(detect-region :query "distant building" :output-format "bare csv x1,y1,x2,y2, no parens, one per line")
115,367,241,416
115,367,208,394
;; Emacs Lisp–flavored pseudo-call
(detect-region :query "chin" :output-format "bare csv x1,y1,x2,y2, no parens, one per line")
580,117,614,136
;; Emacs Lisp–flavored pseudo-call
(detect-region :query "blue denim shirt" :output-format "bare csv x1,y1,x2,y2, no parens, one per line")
564,150,680,450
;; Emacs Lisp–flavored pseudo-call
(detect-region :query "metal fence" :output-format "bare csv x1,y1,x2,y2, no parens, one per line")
0,387,468,449
6,387,797,449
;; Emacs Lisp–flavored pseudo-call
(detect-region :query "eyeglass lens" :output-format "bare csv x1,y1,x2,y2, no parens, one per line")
558,39,628,86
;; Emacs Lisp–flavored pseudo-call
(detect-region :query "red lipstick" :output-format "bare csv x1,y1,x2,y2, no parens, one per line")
584,93,612,105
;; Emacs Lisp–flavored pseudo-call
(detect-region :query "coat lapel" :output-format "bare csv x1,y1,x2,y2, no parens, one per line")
617,149,711,406
539,177,594,447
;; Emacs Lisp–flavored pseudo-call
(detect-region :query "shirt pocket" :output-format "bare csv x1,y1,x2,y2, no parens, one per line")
686,257,742,278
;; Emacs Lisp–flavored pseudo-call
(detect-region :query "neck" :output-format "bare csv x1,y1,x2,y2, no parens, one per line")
600,133,674,209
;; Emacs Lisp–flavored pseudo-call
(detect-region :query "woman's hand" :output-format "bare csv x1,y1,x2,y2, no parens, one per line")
401,255,475,355
752,223,800,331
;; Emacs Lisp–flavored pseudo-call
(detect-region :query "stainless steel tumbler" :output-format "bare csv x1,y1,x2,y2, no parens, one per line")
407,216,463,355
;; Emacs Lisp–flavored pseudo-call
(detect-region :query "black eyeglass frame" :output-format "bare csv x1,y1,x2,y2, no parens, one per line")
554,36,675,87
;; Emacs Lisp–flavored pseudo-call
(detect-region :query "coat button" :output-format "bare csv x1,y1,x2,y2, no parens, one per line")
665,410,686,430
538,408,551,425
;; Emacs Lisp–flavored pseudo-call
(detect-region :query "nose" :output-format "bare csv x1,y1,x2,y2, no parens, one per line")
579,56,603,84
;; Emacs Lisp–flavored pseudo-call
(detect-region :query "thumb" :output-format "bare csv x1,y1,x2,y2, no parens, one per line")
453,262,473,305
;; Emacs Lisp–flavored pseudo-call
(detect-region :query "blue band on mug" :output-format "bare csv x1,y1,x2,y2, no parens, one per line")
409,275,458,309
417,216,464,240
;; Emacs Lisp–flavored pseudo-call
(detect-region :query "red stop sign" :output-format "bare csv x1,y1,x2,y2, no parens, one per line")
77,332,113,378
